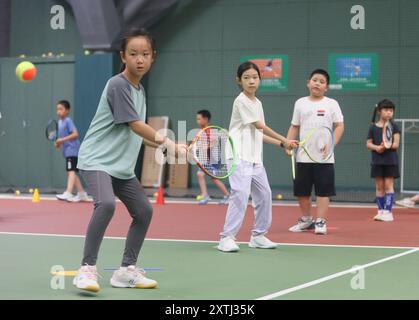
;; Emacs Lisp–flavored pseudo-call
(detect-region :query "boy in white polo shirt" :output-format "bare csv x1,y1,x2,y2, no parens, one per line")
287,69,344,235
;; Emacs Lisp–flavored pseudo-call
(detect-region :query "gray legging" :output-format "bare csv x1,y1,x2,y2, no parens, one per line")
80,170,153,267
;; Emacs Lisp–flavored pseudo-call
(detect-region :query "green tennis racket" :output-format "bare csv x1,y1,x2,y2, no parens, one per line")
291,126,334,180
188,125,237,179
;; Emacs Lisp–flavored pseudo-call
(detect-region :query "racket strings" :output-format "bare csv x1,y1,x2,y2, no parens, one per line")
46,121,58,141
303,127,334,162
195,129,229,177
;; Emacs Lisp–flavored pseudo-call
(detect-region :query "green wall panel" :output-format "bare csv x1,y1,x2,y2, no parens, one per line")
148,0,419,192
0,57,75,190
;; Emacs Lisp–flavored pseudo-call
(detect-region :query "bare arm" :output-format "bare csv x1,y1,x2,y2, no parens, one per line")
366,138,376,151
143,139,160,149
333,122,344,146
391,133,400,150
254,121,287,143
55,129,79,148
263,135,283,147
366,138,385,153
253,121,297,149
286,124,300,140
283,125,300,155
128,120,186,156
129,120,167,144
59,129,79,142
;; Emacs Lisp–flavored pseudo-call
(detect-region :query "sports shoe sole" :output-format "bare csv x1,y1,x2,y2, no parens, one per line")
217,246,239,252
110,278,157,289
248,243,278,249
73,280,100,292
374,214,394,222
396,201,415,209
289,223,315,233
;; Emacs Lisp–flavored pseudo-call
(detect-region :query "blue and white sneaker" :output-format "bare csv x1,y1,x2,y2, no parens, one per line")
198,194,211,205
218,195,229,205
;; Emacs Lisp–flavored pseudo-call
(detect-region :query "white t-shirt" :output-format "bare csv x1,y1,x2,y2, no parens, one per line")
227,92,265,164
291,96,344,163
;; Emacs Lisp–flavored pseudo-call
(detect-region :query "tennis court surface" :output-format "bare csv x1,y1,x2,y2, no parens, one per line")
1,196,419,300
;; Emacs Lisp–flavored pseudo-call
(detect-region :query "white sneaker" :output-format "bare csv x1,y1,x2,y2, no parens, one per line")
396,198,415,208
249,235,278,249
217,236,239,252
56,191,73,201
373,210,384,220
375,210,394,222
218,195,230,205
289,216,315,232
314,220,327,235
198,194,211,205
110,266,157,289
72,265,100,292
68,192,89,203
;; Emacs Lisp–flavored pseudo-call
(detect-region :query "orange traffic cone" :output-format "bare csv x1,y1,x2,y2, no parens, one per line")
32,188,40,203
156,186,165,205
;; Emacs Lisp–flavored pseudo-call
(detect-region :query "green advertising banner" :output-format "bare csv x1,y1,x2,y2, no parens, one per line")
240,55,289,92
328,53,379,90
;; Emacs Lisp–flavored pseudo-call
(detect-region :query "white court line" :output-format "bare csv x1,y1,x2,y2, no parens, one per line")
0,231,417,250
0,194,379,208
256,248,419,300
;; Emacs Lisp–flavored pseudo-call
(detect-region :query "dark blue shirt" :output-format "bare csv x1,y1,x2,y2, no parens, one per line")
367,123,400,165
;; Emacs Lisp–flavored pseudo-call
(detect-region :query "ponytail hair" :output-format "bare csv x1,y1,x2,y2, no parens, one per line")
371,104,378,124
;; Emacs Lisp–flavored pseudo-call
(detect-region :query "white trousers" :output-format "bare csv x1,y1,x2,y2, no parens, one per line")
220,160,272,237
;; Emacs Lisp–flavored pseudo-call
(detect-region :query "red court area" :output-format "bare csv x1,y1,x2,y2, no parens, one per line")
0,198,418,248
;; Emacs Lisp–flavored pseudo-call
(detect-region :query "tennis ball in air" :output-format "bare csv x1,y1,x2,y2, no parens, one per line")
84,50,91,55
15,190,21,196
153,192,158,198
196,195,203,200
29,188,34,193
16,61,37,82
276,194,283,200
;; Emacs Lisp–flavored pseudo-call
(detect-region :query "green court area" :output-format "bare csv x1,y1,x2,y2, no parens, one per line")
1,233,418,300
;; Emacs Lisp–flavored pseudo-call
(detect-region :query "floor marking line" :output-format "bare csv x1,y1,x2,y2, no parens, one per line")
0,194,384,208
0,231,417,250
256,248,419,300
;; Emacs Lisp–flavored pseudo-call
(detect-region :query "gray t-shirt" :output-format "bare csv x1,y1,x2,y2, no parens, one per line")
77,73,146,179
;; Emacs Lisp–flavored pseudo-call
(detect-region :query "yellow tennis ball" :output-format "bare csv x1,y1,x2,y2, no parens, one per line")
16,61,37,82
276,194,283,200
29,188,34,193
196,195,203,200
15,190,21,196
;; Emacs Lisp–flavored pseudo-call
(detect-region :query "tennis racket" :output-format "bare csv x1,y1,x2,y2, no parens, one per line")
188,125,237,179
382,120,393,149
291,126,334,180
45,119,58,141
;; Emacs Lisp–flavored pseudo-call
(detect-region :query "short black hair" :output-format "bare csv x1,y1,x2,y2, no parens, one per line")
57,100,71,110
309,69,330,84
119,27,156,72
237,61,261,79
377,99,395,111
371,99,396,123
197,109,211,120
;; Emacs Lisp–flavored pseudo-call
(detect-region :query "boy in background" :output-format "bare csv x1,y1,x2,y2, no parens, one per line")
55,100,88,202
195,110,230,205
